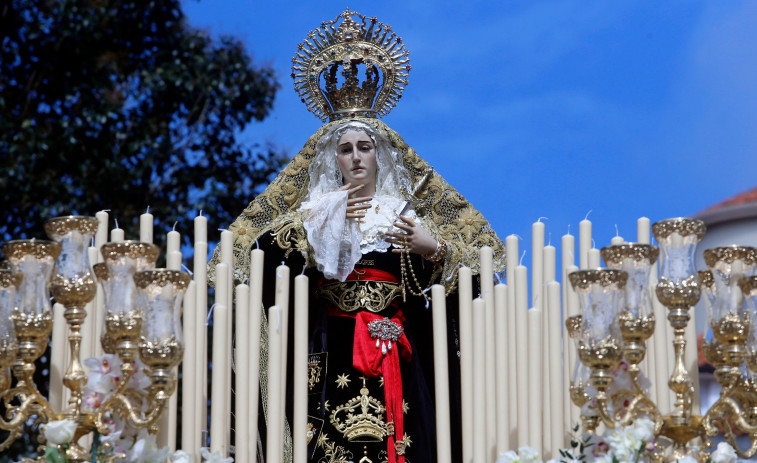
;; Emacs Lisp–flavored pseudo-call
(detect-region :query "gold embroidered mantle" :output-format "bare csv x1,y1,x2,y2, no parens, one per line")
208,118,506,289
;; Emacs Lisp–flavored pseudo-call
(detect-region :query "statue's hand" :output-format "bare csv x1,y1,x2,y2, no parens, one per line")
340,183,372,220
387,216,438,257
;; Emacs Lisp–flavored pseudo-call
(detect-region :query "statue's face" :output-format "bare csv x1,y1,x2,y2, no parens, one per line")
337,130,377,194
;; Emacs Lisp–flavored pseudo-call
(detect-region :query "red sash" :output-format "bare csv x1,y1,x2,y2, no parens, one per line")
321,268,411,463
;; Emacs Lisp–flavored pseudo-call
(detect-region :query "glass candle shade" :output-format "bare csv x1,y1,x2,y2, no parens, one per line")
45,216,99,308
652,218,705,284
2,240,61,317
601,244,659,319
739,276,757,374
135,269,190,371
703,246,757,325
569,269,628,345
99,242,160,315
0,270,22,368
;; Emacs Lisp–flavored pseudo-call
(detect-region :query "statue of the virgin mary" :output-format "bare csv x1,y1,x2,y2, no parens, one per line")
210,9,505,463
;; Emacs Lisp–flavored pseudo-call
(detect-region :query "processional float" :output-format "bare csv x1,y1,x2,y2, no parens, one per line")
4,7,757,463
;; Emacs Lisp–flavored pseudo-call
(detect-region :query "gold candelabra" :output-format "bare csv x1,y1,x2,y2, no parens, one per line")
566,217,757,461
0,216,188,463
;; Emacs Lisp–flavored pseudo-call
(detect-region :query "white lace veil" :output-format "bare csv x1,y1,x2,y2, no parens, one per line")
299,121,414,280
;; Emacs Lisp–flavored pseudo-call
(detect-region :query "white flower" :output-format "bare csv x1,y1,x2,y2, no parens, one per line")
676,456,698,463
44,419,78,445
201,447,234,463
126,431,170,463
170,450,194,463
630,416,655,443
518,446,542,462
711,442,738,463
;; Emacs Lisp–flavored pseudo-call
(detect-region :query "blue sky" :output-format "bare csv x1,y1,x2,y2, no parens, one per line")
182,0,757,276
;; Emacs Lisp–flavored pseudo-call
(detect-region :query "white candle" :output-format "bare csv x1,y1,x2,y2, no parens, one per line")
472,297,487,463
480,247,496,461
275,264,290,403
527,308,543,450
514,265,529,447
49,303,67,412
182,281,197,455
532,221,545,309
494,283,510,451
248,249,264,463
266,305,284,463
167,250,182,271
565,265,580,426
110,227,124,242
544,244,556,283
140,210,154,243
95,211,108,253
82,247,98,362
637,217,651,244
215,262,232,450
560,234,575,434
195,214,208,243
293,275,309,463
457,266,473,463
167,230,180,254
192,240,209,438
579,219,592,269
547,281,565,458
210,303,229,455
431,284,452,463
611,235,624,245
505,235,518,439
221,230,234,267
588,248,601,268
235,284,251,463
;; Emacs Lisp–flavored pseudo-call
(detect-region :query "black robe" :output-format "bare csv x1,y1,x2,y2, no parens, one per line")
254,230,465,463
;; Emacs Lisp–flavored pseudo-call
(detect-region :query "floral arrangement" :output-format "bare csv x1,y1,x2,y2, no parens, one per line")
496,418,741,463
39,354,232,463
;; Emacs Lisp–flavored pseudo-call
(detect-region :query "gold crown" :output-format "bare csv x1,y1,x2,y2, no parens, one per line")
291,8,411,122
329,378,387,442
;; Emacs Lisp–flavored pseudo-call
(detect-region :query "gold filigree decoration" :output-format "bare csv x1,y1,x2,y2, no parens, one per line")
208,118,505,291
133,270,190,291
565,315,582,339
318,281,400,313
330,378,386,442
655,275,700,308
139,336,183,370
600,243,659,265
309,355,324,391
336,373,352,389
704,246,757,268
0,270,21,289
100,241,160,264
651,217,706,241
2,240,61,262
739,276,757,296
43,215,99,238
568,269,628,291
699,270,714,290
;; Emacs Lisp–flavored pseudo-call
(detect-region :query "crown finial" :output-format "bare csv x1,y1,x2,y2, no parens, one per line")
292,9,411,122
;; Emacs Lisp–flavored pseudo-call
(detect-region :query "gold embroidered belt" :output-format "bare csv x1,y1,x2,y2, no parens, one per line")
317,269,401,313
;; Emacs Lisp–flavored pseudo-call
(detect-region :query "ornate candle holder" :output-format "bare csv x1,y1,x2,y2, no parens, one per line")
601,243,662,429
0,239,61,450
565,314,599,433
569,268,628,428
0,268,22,449
96,241,160,358
651,217,707,457
700,247,757,459
94,268,188,435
